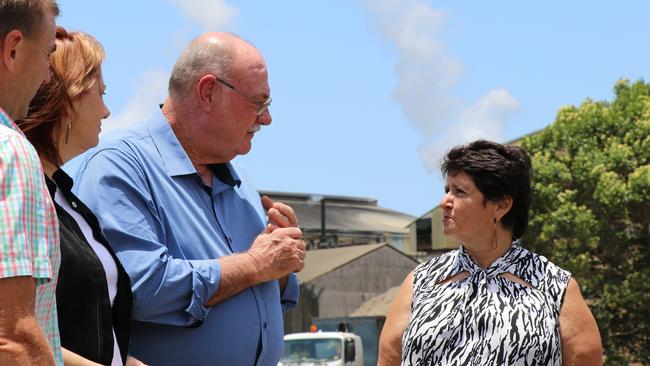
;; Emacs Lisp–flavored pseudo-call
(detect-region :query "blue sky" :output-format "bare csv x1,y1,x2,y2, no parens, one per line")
58,0,650,217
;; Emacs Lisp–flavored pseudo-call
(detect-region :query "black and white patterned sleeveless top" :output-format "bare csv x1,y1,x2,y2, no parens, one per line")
402,244,571,366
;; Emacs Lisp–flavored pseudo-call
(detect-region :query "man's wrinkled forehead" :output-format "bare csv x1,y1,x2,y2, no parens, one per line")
231,48,269,89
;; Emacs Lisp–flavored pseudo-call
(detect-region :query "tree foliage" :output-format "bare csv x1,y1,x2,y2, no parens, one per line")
522,79,650,365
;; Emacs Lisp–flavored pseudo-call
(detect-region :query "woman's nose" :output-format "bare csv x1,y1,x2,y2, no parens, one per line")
439,194,451,209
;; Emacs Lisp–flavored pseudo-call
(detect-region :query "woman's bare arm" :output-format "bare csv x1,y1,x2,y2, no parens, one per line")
560,278,603,366
378,271,414,366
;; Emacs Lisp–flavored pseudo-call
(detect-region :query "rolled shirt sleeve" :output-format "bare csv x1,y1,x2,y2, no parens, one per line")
74,148,220,326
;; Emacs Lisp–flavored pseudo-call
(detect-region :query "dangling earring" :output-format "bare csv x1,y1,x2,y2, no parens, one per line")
491,218,498,249
64,121,72,144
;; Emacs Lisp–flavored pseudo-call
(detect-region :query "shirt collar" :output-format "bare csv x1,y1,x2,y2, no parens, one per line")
457,243,526,277
211,163,241,188
45,168,75,200
0,107,25,136
147,107,198,177
146,106,241,187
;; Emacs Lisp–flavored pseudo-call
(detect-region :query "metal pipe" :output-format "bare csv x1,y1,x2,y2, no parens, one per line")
320,198,326,245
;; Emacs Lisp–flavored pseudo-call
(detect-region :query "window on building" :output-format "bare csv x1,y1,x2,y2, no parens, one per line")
416,218,432,251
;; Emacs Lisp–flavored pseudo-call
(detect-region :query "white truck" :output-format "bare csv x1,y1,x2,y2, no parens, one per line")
278,331,364,366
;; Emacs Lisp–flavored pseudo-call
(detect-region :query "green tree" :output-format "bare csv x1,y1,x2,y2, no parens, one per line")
522,79,650,365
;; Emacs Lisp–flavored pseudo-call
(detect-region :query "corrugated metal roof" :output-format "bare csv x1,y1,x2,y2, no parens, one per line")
298,243,389,283
261,191,415,234
290,201,414,234
260,190,377,206
350,286,401,317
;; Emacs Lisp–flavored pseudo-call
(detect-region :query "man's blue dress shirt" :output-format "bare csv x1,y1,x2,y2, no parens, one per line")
72,109,299,366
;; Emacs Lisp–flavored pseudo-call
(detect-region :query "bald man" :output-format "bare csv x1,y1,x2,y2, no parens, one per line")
73,33,305,365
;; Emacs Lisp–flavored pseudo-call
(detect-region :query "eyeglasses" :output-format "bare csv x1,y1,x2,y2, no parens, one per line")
216,77,272,116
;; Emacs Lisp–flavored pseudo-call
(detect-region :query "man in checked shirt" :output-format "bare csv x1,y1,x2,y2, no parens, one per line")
0,1,62,365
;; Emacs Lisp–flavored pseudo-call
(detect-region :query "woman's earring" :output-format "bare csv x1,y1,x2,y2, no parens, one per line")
65,121,72,144
491,218,498,249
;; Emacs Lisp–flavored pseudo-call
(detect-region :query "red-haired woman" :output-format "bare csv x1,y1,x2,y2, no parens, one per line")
18,27,144,366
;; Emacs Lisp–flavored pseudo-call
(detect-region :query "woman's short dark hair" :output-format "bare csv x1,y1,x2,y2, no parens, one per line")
441,139,532,239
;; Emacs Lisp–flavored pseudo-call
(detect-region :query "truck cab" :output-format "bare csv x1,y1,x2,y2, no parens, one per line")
278,332,364,366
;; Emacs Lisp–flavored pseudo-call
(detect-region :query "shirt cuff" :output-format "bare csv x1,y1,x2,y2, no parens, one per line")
280,272,300,312
183,259,221,325
0,253,53,285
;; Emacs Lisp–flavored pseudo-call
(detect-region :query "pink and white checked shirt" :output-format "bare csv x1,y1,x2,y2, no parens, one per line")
0,107,62,365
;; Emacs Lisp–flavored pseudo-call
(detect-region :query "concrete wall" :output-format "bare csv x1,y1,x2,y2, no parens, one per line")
405,223,417,256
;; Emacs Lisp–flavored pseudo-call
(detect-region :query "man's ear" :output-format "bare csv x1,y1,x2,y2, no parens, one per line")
196,74,217,111
495,195,513,222
2,30,25,72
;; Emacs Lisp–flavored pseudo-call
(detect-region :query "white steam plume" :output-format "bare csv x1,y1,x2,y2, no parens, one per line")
365,0,519,171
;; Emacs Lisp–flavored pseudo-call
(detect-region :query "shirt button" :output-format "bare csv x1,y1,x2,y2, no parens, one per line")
71,201,78,208
263,322,267,329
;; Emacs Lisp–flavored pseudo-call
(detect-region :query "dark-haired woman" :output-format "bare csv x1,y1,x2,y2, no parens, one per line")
18,27,145,366
378,140,602,366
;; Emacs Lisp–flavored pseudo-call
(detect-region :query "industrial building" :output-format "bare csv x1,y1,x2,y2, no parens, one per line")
261,191,415,252
283,243,418,334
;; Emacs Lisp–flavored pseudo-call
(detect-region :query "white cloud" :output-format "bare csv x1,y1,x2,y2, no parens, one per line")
167,0,239,31
418,88,520,169
101,69,169,135
364,0,519,171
